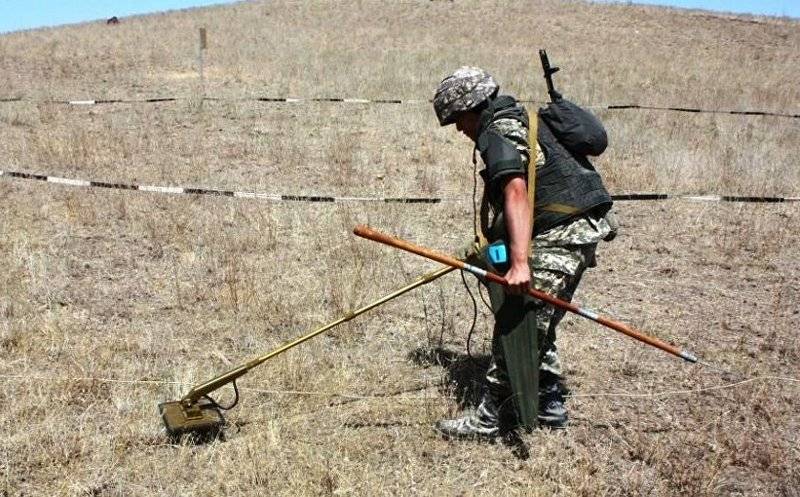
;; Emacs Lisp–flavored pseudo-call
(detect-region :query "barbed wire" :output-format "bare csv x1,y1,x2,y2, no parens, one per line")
2,169,799,204
1,95,798,119
0,373,797,401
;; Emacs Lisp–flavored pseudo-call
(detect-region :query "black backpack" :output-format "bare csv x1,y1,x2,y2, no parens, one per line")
539,99,607,157
538,49,608,157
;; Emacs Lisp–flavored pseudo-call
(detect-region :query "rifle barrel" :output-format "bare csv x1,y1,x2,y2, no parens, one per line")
539,49,561,102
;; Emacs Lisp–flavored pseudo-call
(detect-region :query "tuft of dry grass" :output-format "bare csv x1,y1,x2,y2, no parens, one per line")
0,1,798,496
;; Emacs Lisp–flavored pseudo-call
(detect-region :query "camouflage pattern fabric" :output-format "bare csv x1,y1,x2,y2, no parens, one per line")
492,118,531,166
533,216,611,274
434,67,498,126
483,215,609,399
462,87,612,426
531,219,608,380
475,98,611,387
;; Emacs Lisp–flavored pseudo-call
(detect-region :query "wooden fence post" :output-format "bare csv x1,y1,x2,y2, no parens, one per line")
197,27,207,107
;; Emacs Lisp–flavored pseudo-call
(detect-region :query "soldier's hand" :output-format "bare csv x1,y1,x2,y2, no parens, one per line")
504,262,531,295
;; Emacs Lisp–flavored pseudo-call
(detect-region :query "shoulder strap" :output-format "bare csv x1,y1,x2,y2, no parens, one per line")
526,116,538,260
474,147,489,248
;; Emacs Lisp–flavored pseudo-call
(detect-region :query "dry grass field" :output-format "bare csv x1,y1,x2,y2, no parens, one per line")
1,1,799,495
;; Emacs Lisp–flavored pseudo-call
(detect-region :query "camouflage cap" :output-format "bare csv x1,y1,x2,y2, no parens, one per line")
433,67,499,126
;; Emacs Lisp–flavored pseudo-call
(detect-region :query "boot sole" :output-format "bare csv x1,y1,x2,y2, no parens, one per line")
434,426,500,442
538,417,568,430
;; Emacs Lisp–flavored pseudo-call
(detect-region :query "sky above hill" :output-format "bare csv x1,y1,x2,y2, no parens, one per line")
604,0,799,18
0,0,797,35
0,1,240,34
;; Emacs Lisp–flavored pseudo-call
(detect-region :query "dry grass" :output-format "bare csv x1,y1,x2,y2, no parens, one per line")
1,1,799,496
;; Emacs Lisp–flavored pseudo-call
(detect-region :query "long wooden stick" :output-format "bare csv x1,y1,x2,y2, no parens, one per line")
354,224,698,363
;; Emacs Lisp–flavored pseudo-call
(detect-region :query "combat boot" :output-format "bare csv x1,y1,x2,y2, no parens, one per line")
538,381,568,429
435,388,506,440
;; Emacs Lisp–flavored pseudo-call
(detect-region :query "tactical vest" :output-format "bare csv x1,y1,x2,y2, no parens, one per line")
534,117,612,233
478,95,530,134
476,96,530,204
477,96,612,237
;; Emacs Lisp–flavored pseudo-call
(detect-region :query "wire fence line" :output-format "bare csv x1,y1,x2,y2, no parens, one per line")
1,95,799,119
2,169,799,205
0,373,797,402
0,169,442,204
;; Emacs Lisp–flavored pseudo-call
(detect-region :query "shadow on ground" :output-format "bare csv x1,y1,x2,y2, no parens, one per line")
408,346,490,408
408,346,532,460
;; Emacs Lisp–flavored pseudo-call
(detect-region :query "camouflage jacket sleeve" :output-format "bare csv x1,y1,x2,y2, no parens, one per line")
492,117,531,168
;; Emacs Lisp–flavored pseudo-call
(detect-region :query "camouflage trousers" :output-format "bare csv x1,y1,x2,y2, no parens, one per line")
482,242,598,398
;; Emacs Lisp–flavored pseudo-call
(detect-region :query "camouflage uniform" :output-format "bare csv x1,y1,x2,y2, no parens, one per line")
533,214,610,380
433,67,611,437
480,120,611,428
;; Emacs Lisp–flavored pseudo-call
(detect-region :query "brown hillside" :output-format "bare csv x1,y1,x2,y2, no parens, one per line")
0,1,798,495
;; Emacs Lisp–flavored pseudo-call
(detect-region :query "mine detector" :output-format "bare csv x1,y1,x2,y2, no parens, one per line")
160,51,704,440
159,265,456,439
160,225,702,439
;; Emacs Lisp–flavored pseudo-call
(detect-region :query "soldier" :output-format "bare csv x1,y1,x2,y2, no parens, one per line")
432,67,613,438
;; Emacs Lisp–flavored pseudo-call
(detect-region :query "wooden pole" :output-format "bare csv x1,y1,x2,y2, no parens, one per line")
353,224,699,363
197,27,207,107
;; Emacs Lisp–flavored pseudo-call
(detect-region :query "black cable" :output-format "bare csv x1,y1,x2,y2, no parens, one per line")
476,278,493,311
460,269,480,366
203,379,240,411
470,147,493,313
463,147,493,361
472,146,479,243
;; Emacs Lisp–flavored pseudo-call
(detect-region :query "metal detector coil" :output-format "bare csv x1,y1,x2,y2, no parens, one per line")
159,399,225,440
